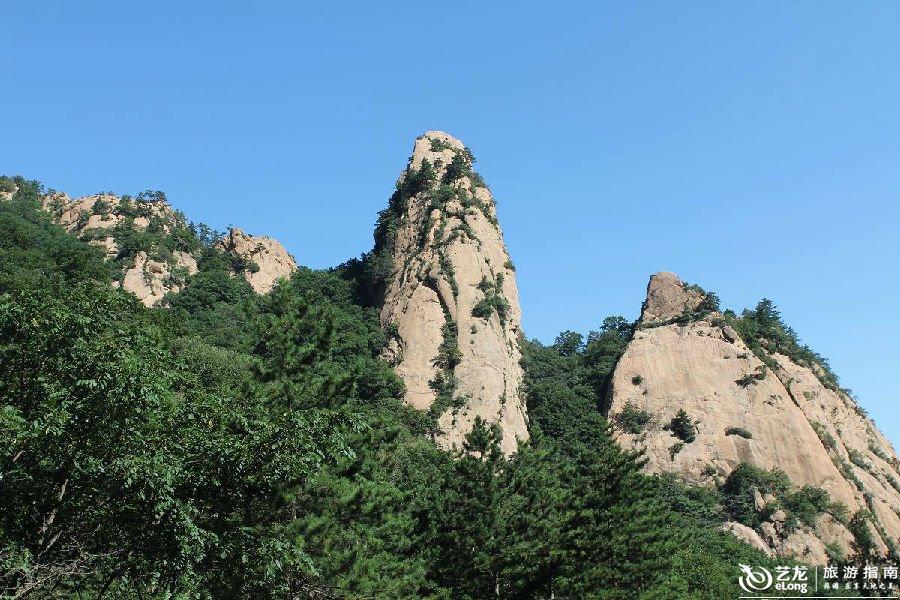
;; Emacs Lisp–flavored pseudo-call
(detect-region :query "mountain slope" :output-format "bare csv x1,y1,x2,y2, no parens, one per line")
607,272,900,563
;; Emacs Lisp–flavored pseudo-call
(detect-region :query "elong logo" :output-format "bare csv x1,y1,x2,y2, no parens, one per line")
738,564,774,593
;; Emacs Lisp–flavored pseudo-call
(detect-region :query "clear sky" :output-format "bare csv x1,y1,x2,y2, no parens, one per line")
3,2,898,446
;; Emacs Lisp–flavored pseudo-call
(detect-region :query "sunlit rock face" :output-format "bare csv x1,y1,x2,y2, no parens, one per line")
378,131,528,455
45,192,199,306
24,188,296,305
216,227,297,294
607,272,900,563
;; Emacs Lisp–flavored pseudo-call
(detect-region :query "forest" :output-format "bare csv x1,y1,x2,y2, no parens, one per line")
0,177,872,598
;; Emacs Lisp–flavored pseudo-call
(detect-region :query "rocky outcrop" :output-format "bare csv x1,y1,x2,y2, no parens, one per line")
377,131,527,454
640,271,705,323
722,522,774,557
772,353,900,548
610,316,859,506
41,192,201,304
215,228,297,294
49,193,122,259
0,181,17,202
608,272,900,562
113,250,198,307
23,186,295,304
50,193,180,244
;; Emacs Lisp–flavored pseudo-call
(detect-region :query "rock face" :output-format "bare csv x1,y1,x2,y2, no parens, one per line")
378,131,528,454
0,181,17,202
722,522,774,557
215,227,297,294
41,192,200,305
608,272,900,562
113,250,198,307
24,187,294,304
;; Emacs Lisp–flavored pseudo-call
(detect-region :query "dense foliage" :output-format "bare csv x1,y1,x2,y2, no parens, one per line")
728,298,844,392
0,177,111,292
0,178,865,598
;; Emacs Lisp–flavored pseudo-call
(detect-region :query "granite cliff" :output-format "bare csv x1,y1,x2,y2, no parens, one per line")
374,131,528,454
607,272,900,563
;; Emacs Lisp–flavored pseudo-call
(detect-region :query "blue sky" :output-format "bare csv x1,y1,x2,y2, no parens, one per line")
3,2,898,446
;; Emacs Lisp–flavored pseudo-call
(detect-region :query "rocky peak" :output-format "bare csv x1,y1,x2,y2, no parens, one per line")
408,130,466,171
608,272,900,563
22,184,295,304
378,131,528,454
639,271,705,323
215,227,297,294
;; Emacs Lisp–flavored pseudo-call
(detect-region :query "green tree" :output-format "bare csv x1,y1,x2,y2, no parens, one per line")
583,316,632,406
0,284,209,595
494,436,566,598
0,177,111,293
553,330,584,356
719,463,790,527
670,409,697,443
165,246,258,351
553,423,683,598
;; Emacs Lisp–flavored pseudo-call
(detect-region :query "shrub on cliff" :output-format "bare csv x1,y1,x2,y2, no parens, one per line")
670,409,697,443
617,402,652,434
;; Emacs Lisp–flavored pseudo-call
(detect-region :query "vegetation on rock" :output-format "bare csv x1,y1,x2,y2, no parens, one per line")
669,409,697,443
471,273,510,325
725,426,753,439
728,298,844,392
616,402,652,434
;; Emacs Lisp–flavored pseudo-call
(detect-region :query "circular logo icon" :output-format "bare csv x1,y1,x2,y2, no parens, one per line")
739,564,773,593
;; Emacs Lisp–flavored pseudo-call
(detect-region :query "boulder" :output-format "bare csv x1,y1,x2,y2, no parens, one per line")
639,272,704,323
779,528,829,565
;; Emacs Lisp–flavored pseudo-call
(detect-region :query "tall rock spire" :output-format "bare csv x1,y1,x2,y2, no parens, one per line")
376,131,528,454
